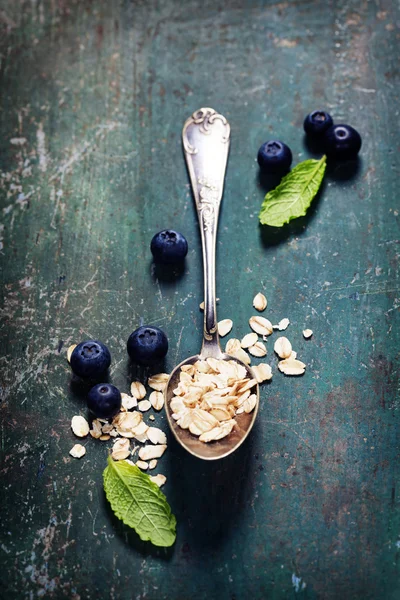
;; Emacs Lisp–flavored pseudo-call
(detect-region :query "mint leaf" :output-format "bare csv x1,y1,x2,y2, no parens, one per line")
259,155,326,227
103,456,176,547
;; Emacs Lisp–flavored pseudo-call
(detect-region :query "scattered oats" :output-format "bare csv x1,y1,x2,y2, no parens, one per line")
149,414,155,421
101,423,114,433
89,419,102,439
114,412,149,441
148,373,169,392
69,444,86,458
249,316,273,336
218,319,233,337
131,421,149,436
149,474,166,487
71,415,90,438
274,336,292,359
124,459,135,466
147,427,167,445
138,400,152,412
138,444,167,461
303,329,313,339
248,341,267,357
274,318,290,331
278,357,306,376
290,351,297,359
149,459,157,469
225,338,241,354
113,411,142,436
67,344,77,363
121,393,137,410
116,427,137,439
130,381,146,399
112,438,131,460
132,431,149,443
136,460,149,470
114,439,129,451
241,332,258,349
252,363,273,383
99,434,111,441
149,390,164,411
253,292,267,311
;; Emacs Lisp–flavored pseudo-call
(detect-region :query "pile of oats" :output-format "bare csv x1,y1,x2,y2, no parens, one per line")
68,368,170,487
170,358,258,442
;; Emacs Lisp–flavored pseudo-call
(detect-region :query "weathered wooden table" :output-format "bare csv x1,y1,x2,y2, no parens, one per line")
1,1,399,598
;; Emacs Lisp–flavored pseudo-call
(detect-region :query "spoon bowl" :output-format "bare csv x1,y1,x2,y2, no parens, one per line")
165,353,259,460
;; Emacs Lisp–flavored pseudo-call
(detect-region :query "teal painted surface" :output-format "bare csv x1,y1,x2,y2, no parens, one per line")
0,1,399,598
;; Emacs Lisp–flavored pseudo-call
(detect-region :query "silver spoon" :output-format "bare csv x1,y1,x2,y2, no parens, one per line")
164,107,259,460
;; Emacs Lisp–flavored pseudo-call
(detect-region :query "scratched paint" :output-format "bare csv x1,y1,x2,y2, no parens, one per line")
0,0,399,599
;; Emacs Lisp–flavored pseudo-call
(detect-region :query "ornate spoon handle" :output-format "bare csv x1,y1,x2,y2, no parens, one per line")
182,108,231,356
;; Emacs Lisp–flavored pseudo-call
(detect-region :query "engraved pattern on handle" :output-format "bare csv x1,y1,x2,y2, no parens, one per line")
182,108,230,356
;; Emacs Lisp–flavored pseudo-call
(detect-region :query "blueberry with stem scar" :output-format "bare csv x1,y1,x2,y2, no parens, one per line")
257,140,292,174
151,230,188,264
127,326,168,366
70,340,111,379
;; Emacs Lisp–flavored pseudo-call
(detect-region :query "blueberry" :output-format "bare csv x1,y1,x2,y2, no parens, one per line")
303,110,334,137
70,340,111,379
323,124,362,160
257,140,292,174
127,326,168,366
87,383,121,419
150,230,188,264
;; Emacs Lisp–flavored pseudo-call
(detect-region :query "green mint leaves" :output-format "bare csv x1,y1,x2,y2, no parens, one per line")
259,155,327,227
103,456,176,547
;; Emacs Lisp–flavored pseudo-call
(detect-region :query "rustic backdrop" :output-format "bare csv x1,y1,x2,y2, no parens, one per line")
0,0,399,598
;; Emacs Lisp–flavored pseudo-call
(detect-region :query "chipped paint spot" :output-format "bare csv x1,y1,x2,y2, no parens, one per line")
36,123,48,172
10,137,27,146
274,37,297,48
19,277,32,288
292,573,306,592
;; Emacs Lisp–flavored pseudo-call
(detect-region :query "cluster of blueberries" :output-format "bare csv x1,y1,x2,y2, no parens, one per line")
69,231,188,419
257,109,362,173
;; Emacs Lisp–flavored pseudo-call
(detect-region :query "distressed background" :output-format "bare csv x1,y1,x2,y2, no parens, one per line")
0,0,399,598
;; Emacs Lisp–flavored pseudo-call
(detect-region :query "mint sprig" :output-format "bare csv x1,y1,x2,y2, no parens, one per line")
103,457,176,547
259,155,327,227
